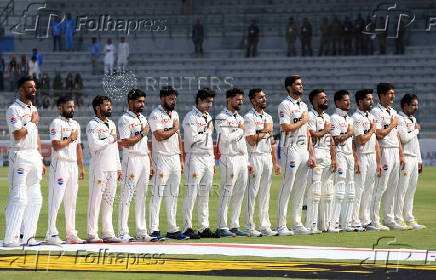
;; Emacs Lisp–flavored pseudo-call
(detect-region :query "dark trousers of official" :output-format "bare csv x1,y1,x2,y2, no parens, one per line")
194,41,203,55
53,35,61,51
331,38,341,56
301,38,313,56
246,38,258,57
287,40,296,56
318,37,330,56
343,35,352,55
355,35,364,55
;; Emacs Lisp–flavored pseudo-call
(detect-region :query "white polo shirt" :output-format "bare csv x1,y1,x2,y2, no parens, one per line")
183,106,213,156
86,117,121,172
118,111,149,156
6,99,38,151
216,108,248,158
244,107,273,154
278,95,308,149
308,110,331,151
331,108,353,155
370,103,399,148
398,111,422,162
352,109,376,155
50,116,81,162
148,105,180,157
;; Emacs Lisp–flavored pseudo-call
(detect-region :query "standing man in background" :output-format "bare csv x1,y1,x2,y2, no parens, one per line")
117,37,129,71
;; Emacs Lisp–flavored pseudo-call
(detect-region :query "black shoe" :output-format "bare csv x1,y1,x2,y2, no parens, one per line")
199,228,220,238
183,228,200,239
166,231,189,240
150,231,166,241
302,205,307,210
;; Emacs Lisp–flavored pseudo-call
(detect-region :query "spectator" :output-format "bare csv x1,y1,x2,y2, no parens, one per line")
353,14,365,55
74,73,84,107
28,56,40,78
63,13,75,51
32,48,43,69
331,16,343,56
53,72,63,106
51,15,62,51
117,37,129,70
65,72,74,98
40,72,50,109
300,17,313,56
246,19,259,58
192,19,204,57
342,17,353,55
377,17,387,55
8,55,19,91
104,38,115,74
19,54,28,78
87,37,100,75
285,17,297,56
318,17,330,56
0,56,4,91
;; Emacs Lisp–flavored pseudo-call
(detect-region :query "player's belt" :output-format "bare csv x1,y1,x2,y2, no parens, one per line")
125,151,148,156
52,156,77,162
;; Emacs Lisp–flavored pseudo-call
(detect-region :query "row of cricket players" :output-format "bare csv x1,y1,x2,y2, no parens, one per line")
3,75,425,247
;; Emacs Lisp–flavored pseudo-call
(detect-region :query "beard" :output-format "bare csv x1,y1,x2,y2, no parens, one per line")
319,103,328,110
163,102,175,111
292,88,303,96
135,105,144,113
101,109,112,117
232,104,241,111
61,111,74,119
25,93,35,100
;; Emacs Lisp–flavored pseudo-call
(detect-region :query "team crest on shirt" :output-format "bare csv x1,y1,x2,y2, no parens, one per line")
230,173,235,179
383,165,388,171
97,179,102,184
252,174,256,179
192,173,197,178
57,178,64,185
289,161,295,168
338,168,343,175
159,173,164,178
10,117,17,124
404,172,408,176
330,124,335,130
279,111,284,118
17,168,24,175
50,128,56,135
129,174,135,179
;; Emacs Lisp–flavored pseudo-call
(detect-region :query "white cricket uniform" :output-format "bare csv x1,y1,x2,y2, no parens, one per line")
306,110,334,232
395,112,422,224
117,42,129,70
370,104,399,226
148,106,181,233
47,116,81,239
244,108,274,232
330,108,355,230
117,111,150,237
86,117,121,238
182,107,214,232
4,99,43,245
216,108,249,230
277,96,309,230
352,109,377,227
104,43,115,73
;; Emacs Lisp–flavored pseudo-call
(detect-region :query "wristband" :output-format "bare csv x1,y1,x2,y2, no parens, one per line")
140,131,145,138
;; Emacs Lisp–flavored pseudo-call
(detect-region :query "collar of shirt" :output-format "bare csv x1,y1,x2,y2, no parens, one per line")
15,99,32,108
251,107,264,118
224,108,239,118
376,103,391,114
94,116,111,126
193,106,209,118
335,108,348,117
356,109,370,118
399,111,414,122
311,109,324,118
158,105,174,118
127,110,141,119
286,95,301,106
60,115,72,123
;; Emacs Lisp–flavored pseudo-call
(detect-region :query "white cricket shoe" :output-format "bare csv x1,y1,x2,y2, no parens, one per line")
408,221,426,230
246,229,263,237
46,235,63,245
292,226,312,235
277,227,294,236
260,228,278,236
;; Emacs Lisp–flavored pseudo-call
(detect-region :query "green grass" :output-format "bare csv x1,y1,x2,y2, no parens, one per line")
0,166,435,278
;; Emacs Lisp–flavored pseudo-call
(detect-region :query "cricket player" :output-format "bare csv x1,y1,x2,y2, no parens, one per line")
370,83,407,231
330,90,355,232
148,86,188,240
181,88,217,239
395,94,425,230
351,89,382,231
118,89,158,242
117,37,129,71
215,88,254,237
46,96,85,245
244,88,281,237
86,95,122,243
277,75,316,236
306,89,336,234
3,76,46,247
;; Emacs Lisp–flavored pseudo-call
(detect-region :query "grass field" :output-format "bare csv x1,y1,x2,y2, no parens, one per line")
0,166,435,279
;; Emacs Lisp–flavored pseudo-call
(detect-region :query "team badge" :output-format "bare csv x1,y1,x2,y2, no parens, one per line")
289,161,295,168
17,168,24,175
159,173,164,178
338,168,343,175
97,179,102,184
252,174,256,179
10,117,17,124
50,128,56,135
404,172,408,176
383,165,388,171
230,173,234,179
129,174,135,179
57,178,64,185
192,173,197,178
279,111,284,118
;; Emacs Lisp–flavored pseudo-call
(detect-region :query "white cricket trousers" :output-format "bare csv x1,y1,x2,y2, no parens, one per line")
118,154,150,236
352,153,377,227
277,146,309,229
371,147,399,225
4,150,43,244
87,168,118,238
245,153,273,231
182,153,214,232
47,159,78,238
395,155,419,224
217,154,248,230
149,154,181,233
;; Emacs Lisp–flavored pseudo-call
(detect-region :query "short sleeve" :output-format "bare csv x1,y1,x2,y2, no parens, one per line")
278,102,290,124
370,109,382,129
244,114,256,136
118,116,131,140
148,111,163,131
76,122,81,144
330,116,341,137
49,119,62,141
353,115,364,136
307,112,317,131
6,107,23,132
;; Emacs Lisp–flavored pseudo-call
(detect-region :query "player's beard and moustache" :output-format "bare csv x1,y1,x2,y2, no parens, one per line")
25,92,35,101
319,101,328,111
134,103,144,114
232,103,241,112
61,110,74,119
256,99,267,110
101,108,112,118
163,101,175,112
